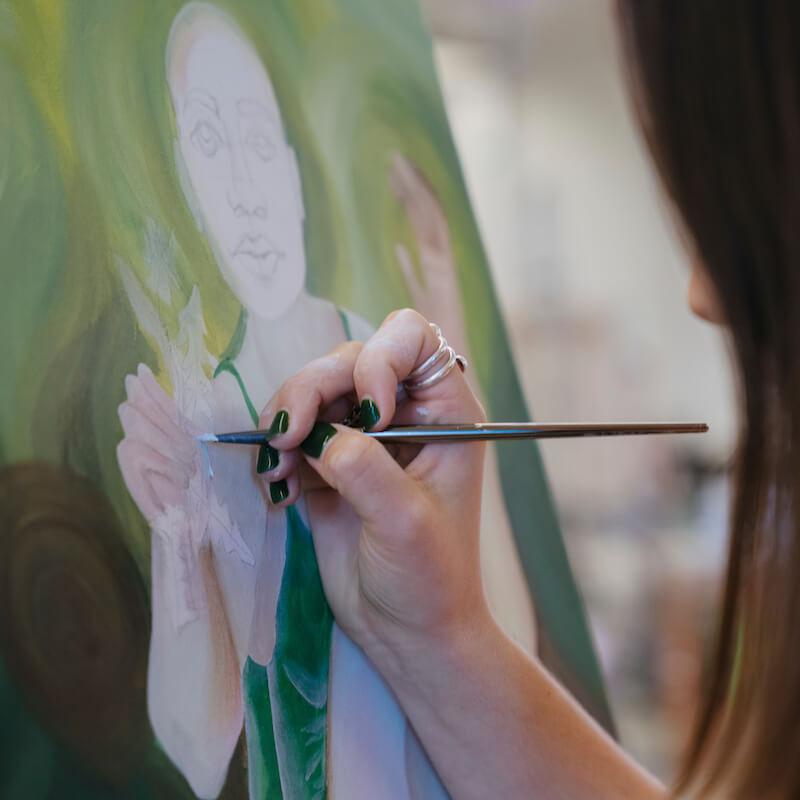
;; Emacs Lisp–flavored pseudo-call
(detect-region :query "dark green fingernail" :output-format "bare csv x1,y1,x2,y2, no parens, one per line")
269,479,289,504
257,443,279,474
359,398,380,431
301,422,338,458
269,410,290,436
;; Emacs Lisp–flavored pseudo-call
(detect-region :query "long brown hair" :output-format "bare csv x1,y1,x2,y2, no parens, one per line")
616,2,800,797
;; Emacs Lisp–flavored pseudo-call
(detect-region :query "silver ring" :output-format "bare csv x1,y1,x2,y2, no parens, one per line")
405,325,446,381
402,323,468,393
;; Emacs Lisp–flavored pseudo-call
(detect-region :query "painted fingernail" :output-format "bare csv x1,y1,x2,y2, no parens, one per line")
301,422,338,458
359,398,380,431
269,410,290,436
269,479,289,504
257,443,279,474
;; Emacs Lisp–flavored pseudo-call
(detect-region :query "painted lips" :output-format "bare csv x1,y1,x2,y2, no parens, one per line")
232,235,284,277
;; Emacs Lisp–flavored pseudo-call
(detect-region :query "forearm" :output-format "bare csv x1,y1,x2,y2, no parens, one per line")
368,612,666,800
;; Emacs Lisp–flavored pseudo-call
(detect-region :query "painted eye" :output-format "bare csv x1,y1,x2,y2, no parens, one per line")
247,131,276,163
190,121,224,158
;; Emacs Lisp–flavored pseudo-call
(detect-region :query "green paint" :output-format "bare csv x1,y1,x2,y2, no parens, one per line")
242,658,281,800
268,506,332,799
219,311,249,365
215,358,261,428
336,306,353,341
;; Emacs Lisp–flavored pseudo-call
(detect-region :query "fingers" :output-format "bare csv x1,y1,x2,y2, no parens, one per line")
300,423,419,535
119,400,195,467
258,341,362,450
260,459,334,510
263,469,302,510
352,308,480,432
117,439,188,520
258,308,482,515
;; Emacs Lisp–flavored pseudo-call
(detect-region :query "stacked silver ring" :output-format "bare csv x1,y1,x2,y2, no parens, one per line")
402,323,468,392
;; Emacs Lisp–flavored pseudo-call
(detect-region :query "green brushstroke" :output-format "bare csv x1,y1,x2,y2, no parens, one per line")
243,658,282,800
215,358,261,430
268,507,332,799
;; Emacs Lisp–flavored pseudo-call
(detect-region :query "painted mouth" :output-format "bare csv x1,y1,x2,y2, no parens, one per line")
232,235,284,278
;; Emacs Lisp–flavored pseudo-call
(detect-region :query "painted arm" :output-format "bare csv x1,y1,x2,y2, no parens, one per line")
117,363,246,799
260,309,666,799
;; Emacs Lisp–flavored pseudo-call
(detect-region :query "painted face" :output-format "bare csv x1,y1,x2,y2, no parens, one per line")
167,5,306,320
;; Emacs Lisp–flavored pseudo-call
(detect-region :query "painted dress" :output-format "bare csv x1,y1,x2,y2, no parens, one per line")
212,310,358,800
215,353,331,800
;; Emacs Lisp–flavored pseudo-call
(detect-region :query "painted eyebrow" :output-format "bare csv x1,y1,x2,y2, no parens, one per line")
237,99,278,125
183,89,220,118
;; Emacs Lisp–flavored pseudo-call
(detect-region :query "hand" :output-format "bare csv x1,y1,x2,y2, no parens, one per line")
117,363,199,522
257,309,492,667
390,153,469,357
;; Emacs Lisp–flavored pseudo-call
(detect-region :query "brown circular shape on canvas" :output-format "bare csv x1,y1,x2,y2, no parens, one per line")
0,462,150,785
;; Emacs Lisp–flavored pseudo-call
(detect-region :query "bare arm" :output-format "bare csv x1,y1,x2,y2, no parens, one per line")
370,610,664,800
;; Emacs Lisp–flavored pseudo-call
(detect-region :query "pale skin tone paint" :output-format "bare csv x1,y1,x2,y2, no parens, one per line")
264,268,721,798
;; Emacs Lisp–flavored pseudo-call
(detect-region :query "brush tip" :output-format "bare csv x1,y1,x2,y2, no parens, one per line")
197,433,219,443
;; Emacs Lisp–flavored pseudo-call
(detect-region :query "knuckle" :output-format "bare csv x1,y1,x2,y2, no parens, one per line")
333,340,363,360
323,433,375,486
352,352,375,387
390,307,426,329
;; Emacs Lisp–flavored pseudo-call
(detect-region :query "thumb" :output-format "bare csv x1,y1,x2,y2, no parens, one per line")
300,422,418,532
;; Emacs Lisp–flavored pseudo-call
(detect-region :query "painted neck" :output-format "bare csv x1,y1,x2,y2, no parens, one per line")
235,290,315,386
246,289,311,340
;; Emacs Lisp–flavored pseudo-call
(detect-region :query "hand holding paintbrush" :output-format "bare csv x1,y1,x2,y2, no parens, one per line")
200,310,705,658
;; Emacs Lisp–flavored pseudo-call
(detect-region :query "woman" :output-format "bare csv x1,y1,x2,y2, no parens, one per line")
261,3,800,798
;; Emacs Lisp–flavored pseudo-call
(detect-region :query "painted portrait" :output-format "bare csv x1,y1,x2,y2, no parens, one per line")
0,1,611,798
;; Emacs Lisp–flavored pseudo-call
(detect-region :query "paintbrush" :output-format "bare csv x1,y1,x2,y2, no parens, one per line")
200,421,708,446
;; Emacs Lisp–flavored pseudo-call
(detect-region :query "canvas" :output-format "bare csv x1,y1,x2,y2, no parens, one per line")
0,1,612,798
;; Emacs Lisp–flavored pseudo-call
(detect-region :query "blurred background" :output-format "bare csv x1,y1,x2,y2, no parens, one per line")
421,0,735,782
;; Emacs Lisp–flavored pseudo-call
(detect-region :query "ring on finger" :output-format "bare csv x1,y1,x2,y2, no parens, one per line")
402,322,469,393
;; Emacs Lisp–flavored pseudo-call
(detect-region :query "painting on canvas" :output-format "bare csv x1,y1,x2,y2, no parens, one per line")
0,1,611,797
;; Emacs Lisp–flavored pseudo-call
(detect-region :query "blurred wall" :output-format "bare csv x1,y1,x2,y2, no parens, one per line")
422,0,735,779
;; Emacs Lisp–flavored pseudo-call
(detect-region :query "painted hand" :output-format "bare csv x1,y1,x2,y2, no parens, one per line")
390,152,469,357
117,363,200,521
258,308,491,665
116,363,253,629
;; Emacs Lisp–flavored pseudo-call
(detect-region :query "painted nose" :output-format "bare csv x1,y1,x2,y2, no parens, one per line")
227,188,267,220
